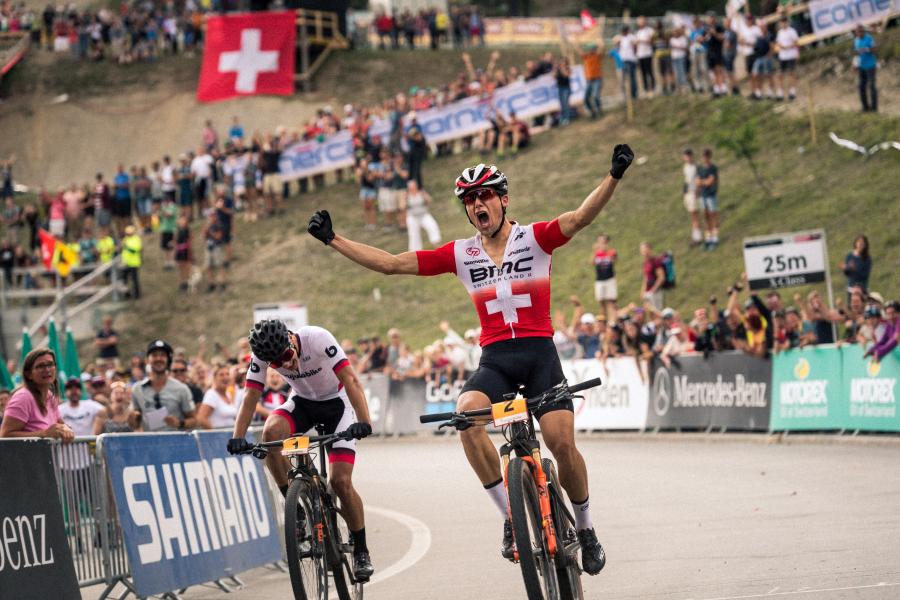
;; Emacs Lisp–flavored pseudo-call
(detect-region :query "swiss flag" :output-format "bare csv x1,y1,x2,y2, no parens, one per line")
580,9,597,31
197,11,296,103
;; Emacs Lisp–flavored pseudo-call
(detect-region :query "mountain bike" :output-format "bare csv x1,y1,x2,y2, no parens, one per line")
419,377,603,600
239,426,365,600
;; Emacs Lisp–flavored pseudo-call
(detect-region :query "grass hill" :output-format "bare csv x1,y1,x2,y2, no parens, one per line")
122,95,899,354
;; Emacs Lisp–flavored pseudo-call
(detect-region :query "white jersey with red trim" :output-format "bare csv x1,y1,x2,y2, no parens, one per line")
416,220,570,347
244,326,349,401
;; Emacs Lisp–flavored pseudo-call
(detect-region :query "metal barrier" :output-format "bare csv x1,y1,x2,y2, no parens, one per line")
50,436,134,599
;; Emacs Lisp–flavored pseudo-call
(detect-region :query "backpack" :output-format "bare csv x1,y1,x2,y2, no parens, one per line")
660,251,677,289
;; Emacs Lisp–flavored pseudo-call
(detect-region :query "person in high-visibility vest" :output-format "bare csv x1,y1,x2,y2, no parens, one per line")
96,227,116,264
120,225,143,299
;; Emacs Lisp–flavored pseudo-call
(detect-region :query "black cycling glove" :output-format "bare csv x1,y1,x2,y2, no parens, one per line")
609,144,635,179
347,422,373,440
227,437,252,455
308,210,336,245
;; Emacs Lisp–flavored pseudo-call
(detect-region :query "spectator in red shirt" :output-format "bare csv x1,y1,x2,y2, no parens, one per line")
640,241,666,310
591,234,618,323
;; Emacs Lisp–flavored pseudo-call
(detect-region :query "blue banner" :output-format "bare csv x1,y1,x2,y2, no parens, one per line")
101,432,280,598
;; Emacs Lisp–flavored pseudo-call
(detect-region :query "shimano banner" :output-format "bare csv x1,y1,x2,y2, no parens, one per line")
647,352,770,430
102,432,281,598
279,68,585,181
561,358,649,430
0,440,80,600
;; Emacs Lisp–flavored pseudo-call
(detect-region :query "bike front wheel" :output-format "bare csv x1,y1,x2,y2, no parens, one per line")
508,457,560,600
543,458,584,600
331,505,364,600
285,479,328,600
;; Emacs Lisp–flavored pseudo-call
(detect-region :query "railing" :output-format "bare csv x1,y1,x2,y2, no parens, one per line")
0,31,30,78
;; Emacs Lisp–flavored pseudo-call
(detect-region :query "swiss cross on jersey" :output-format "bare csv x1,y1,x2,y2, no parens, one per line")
197,11,296,103
416,220,571,347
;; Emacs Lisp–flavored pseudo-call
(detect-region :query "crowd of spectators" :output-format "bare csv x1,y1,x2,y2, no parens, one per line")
368,5,484,51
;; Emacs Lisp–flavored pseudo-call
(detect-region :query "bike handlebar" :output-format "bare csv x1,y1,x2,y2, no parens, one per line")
236,429,354,455
417,378,603,425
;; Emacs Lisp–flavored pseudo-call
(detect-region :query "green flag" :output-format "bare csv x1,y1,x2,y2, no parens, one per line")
0,354,13,390
47,319,66,387
63,328,87,399
15,328,32,385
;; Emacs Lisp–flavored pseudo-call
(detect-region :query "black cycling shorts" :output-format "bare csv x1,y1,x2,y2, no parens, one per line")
461,336,572,420
272,396,357,459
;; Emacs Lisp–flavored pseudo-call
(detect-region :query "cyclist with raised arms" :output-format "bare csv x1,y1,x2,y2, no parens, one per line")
227,319,375,580
307,144,634,575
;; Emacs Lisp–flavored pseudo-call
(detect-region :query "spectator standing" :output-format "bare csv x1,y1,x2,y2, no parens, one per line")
554,58,573,125
197,364,238,429
112,164,132,238
203,210,227,293
356,159,378,231
174,215,193,293
228,116,244,144
653,21,674,95
260,136,283,215
176,155,195,220
581,42,603,118
689,16,709,93
48,187,66,238
695,148,720,249
640,241,666,310
2,196,22,243
0,348,74,440
130,340,195,432
202,119,219,152
404,113,428,188
722,17,740,95
403,180,441,251
853,25,877,112
133,167,153,233
59,376,107,436
775,16,799,100
703,14,726,97
618,27,638,99
634,16,655,95
750,22,775,99
670,26,689,92
0,155,14,202
159,194,177,270
213,185,235,265
736,12,761,89
94,314,120,366
190,148,214,211
120,225,142,299
681,148,702,246
160,155,178,209
591,234,618,323
839,234,872,297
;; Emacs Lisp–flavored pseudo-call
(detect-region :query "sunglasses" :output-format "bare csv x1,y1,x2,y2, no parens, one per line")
462,188,498,205
269,346,296,369
171,368,187,374
153,393,162,410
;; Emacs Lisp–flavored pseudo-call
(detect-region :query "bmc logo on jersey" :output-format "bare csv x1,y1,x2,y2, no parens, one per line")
466,247,481,257
469,256,534,283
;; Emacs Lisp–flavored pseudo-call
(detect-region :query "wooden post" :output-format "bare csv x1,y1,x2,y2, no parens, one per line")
806,81,817,145
299,11,310,93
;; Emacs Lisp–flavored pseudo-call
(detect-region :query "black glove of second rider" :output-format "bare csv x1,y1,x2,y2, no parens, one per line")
609,144,635,180
308,210,336,245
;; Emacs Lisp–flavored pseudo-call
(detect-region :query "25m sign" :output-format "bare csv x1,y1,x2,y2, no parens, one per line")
743,230,828,291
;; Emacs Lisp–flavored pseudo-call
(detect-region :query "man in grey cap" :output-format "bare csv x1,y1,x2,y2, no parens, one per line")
130,340,196,431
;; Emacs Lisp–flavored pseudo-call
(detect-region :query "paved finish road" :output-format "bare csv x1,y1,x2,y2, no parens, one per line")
112,435,900,600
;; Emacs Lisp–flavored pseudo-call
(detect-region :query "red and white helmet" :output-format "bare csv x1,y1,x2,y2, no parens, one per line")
454,163,508,200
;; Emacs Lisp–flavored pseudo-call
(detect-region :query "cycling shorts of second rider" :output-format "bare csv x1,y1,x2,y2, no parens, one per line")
273,396,358,464
461,337,573,420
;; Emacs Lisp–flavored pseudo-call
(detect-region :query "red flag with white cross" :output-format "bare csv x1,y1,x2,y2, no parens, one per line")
197,11,296,103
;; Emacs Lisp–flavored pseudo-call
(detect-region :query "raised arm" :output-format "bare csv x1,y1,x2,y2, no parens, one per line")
557,145,633,238
308,210,419,275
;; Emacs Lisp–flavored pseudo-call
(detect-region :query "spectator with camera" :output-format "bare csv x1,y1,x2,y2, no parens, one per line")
864,301,898,362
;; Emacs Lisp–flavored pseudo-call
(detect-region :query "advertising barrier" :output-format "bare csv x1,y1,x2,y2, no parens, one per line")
561,358,649,430
771,346,899,432
360,371,390,435
0,439,80,600
102,432,281,598
808,0,898,39
647,352,771,431
279,68,586,181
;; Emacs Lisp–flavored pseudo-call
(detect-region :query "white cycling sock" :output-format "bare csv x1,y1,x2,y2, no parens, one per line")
484,478,509,518
571,497,594,531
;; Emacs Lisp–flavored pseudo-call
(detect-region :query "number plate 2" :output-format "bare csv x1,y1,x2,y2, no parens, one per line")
282,436,310,456
492,398,529,427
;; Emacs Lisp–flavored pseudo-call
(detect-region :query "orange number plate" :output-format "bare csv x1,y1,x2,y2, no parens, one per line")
281,436,310,456
492,398,529,427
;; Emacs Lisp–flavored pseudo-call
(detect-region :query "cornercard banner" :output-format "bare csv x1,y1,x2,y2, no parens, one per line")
0,440,80,600
102,432,281,597
561,358,649,430
647,352,770,430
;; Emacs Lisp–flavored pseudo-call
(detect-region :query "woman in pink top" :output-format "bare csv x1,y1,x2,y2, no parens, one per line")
0,348,74,441
49,187,67,238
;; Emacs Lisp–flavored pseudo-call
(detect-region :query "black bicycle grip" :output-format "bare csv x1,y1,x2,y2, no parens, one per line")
419,411,456,424
569,378,603,394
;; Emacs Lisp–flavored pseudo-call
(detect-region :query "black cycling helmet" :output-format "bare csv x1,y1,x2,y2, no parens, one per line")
454,163,508,200
248,319,290,363
146,339,174,368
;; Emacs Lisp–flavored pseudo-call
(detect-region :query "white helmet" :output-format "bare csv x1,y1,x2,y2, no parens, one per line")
454,163,508,200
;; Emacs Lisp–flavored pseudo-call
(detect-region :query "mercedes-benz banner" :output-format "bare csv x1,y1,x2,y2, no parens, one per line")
647,352,771,430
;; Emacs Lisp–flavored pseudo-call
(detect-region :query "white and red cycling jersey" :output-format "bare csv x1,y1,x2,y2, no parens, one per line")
244,326,350,401
416,220,570,347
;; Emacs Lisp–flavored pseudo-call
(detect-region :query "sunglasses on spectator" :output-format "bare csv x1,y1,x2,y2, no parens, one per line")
32,361,57,371
171,368,187,374
269,346,296,369
462,188,498,205
154,393,162,410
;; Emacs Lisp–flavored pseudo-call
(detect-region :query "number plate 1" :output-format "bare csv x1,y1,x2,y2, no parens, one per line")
492,398,529,427
282,436,310,456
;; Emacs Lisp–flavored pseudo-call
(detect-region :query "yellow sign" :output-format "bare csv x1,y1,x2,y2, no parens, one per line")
492,397,529,427
281,436,310,456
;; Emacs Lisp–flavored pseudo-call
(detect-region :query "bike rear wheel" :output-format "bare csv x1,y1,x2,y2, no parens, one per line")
543,458,584,600
331,505,365,600
285,479,328,600
508,457,560,600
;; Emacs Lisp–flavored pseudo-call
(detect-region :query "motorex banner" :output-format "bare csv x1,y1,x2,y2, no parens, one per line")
102,432,281,597
561,358,649,430
279,68,586,181
770,345,844,430
842,345,900,432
